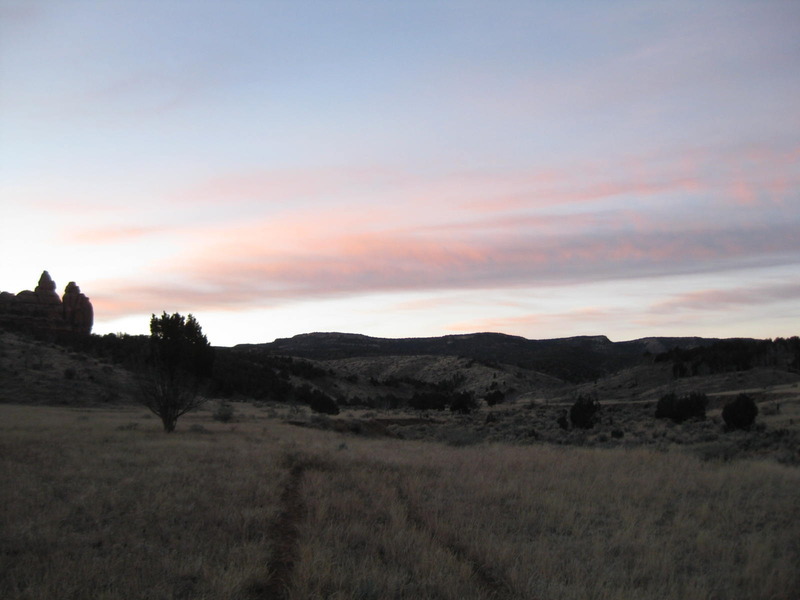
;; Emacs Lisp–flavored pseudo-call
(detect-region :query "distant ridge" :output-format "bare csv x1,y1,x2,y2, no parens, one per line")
235,331,718,382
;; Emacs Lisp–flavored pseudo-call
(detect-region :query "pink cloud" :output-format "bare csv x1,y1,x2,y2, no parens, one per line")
389,295,475,313
446,307,622,335
91,295,158,318
66,225,165,244
651,282,800,312
459,143,800,213
172,153,701,219
77,142,800,320
90,277,291,319
114,211,797,314
460,173,704,213
164,141,799,235
178,166,401,205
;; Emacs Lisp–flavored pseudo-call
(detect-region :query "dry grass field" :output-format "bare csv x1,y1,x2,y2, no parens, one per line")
2,402,798,600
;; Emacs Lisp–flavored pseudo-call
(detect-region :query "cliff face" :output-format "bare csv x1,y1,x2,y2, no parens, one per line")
0,271,94,339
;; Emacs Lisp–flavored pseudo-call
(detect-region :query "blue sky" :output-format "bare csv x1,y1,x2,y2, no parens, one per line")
1,1,799,346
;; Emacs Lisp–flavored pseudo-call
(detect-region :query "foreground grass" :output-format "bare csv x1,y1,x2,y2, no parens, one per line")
1,404,798,599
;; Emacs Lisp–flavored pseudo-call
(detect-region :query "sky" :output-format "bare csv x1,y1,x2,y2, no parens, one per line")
1,1,799,347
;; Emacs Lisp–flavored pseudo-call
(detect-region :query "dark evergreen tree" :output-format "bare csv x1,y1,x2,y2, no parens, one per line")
449,392,479,414
722,393,758,430
570,395,601,429
655,392,707,423
139,312,214,432
484,389,506,406
294,384,340,415
409,391,448,411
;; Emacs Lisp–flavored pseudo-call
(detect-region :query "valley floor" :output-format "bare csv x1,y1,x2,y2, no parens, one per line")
2,403,799,600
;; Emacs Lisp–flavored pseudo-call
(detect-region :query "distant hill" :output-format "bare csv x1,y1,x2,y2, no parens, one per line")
235,332,718,383
5,325,797,414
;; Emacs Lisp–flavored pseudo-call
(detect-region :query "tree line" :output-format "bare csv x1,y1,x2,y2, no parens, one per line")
656,337,800,378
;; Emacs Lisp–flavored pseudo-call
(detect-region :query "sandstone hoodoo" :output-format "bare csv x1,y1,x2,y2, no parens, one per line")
62,281,94,335
0,271,94,339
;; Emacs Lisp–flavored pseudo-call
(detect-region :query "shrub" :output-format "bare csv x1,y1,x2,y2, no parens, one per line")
570,395,601,429
450,392,479,414
655,392,708,423
308,392,340,415
655,393,677,419
213,402,235,423
722,393,758,430
293,384,339,414
677,392,708,421
484,390,505,406
557,410,569,430
409,391,447,411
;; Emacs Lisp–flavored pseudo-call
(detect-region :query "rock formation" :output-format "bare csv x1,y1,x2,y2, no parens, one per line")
0,271,94,339
62,281,94,335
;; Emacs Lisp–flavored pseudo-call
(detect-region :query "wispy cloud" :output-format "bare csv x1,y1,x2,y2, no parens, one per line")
16,135,799,327
67,225,166,244
446,307,625,335
86,201,800,317
177,166,402,205
651,282,800,312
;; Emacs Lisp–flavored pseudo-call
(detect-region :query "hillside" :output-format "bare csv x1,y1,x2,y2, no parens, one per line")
0,330,137,405
5,326,798,420
235,331,717,383
3,326,800,464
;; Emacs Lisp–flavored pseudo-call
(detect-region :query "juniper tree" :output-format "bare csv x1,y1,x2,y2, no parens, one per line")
139,312,214,432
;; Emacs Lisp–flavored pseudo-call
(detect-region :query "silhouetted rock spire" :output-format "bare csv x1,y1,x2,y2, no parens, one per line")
0,270,94,338
62,281,94,335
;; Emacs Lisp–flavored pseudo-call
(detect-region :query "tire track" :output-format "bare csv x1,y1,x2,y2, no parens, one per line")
245,460,307,600
394,480,516,600
247,456,516,599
